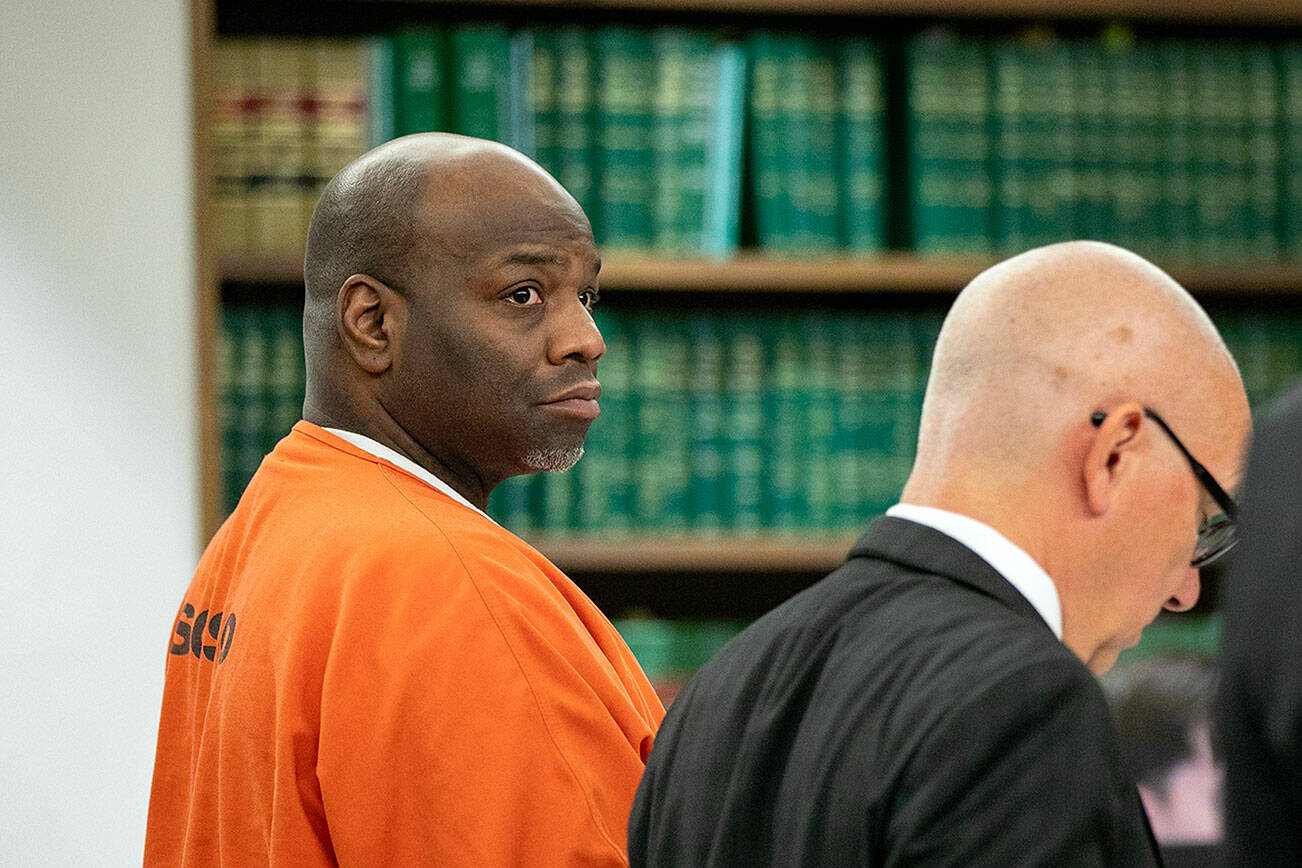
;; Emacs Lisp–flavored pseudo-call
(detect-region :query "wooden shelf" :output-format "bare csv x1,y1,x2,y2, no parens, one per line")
367,0,1302,25
220,251,1302,295
531,533,857,573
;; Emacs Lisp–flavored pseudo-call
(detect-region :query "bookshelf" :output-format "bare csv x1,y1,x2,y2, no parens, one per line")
193,0,1302,618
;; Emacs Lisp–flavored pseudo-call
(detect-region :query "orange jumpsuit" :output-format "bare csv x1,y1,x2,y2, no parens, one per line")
146,422,664,866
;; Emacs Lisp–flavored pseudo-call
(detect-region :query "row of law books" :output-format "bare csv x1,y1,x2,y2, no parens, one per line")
910,28,1302,262
613,618,746,706
217,304,1302,526
213,26,1302,266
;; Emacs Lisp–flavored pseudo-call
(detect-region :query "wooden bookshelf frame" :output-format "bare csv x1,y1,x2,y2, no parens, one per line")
370,0,1302,25
219,252,1302,296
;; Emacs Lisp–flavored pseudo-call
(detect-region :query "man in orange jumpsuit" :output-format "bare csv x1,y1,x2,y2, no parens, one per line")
146,133,664,865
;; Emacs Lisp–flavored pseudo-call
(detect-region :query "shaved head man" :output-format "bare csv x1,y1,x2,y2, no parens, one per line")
147,135,663,867
630,241,1249,867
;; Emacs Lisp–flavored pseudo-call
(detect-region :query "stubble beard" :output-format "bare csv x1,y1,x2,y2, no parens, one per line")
523,443,585,473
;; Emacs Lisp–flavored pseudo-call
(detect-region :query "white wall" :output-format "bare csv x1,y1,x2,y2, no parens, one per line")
0,0,199,861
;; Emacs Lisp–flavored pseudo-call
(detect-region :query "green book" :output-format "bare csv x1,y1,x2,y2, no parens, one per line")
576,310,634,531
632,312,691,531
991,37,1034,253
1189,42,1242,262
265,307,305,452
393,27,448,136
595,26,656,249
993,34,1076,252
784,35,839,255
652,28,695,254
217,309,241,514
228,307,270,508
836,36,887,255
555,27,598,227
1156,39,1195,262
487,476,533,536
366,34,396,147
765,315,806,530
702,42,746,259
748,31,791,253
452,23,513,143
1073,39,1111,245
686,313,726,533
906,28,994,255
1280,44,1302,261
802,312,837,531
722,316,766,533
529,28,561,174
1244,42,1281,263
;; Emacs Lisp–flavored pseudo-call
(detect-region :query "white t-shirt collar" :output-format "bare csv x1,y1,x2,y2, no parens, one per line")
885,503,1063,640
323,427,497,524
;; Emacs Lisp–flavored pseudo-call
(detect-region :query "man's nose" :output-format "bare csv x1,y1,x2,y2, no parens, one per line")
1163,565,1202,613
548,297,606,365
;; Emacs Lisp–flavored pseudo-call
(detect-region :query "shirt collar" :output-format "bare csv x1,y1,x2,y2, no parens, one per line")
884,503,1062,640
322,427,497,524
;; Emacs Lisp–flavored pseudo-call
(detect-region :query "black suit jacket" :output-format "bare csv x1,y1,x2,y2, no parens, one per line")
1220,385,1302,865
630,517,1161,866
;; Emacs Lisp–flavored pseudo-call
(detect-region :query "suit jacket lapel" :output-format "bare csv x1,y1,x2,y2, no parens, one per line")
847,516,1053,633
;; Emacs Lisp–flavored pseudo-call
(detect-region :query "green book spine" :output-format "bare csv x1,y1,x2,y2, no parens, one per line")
722,317,766,533
992,37,1033,253
830,313,866,530
452,23,513,142
487,475,532,536
765,317,806,530
652,28,692,254
802,313,837,531
1189,43,1238,262
529,29,561,174
507,30,536,156
1043,37,1079,248
837,36,887,254
632,313,691,531
857,312,919,520
366,34,396,147
538,468,575,533
907,29,994,255
1127,42,1165,258
265,307,305,450
1281,44,1302,261
555,27,598,228
231,307,270,505
217,309,241,514
785,35,839,255
701,42,746,259
1224,44,1254,263
748,31,790,252
213,40,253,255
1073,40,1110,244
393,27,448,136
1157,40,1195,262
687,314,725,533
596,26,656,249
576,310,634,532
1244,43,1281,263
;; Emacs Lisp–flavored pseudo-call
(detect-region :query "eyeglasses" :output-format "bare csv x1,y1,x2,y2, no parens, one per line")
1090,407,1239,567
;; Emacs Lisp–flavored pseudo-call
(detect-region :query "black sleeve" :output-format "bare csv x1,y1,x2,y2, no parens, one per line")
883,659,1161,867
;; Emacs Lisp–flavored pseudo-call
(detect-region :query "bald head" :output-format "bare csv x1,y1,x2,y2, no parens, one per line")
913,241,1244,484
303,133,587,363
903,241,1251,673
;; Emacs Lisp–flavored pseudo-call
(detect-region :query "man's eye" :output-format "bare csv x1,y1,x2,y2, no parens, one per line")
579,288,600,310
507,287,542,305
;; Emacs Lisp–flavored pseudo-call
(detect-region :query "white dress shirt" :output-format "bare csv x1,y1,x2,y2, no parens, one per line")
324,427,497,524
885,503,1062,640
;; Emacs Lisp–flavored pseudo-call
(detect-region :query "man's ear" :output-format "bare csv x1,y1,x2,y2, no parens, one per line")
336,274,405,375
1083,403,1145,516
